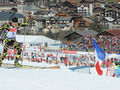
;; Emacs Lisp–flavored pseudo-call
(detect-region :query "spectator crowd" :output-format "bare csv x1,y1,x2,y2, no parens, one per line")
65,35,120,54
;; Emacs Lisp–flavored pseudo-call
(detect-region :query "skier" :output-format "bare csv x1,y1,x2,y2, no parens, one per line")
0,16,29,67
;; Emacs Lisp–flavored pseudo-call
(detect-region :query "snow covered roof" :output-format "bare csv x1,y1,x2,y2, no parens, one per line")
25,5,39,10
16,35,61,44
104,17,114,22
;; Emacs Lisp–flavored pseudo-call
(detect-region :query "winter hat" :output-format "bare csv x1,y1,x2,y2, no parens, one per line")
12,17,18,23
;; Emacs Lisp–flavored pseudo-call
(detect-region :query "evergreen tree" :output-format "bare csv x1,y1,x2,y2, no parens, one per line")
90,16,103,33
46,30,55,39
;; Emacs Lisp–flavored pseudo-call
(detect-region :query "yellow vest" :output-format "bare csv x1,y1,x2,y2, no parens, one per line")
115,65,119,70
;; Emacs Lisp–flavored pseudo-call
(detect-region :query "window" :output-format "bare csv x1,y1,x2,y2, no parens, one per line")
79,21,85,27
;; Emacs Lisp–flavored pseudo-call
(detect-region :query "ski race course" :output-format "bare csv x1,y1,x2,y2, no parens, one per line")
0,35,120,90
0,60,119,90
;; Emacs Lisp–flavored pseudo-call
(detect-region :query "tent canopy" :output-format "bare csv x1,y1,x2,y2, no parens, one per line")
16,35,61,44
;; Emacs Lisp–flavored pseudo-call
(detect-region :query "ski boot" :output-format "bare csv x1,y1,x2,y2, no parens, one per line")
14,55,22,67
14,60,22,67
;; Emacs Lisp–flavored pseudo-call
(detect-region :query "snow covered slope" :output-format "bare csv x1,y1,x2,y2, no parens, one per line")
0,61,120,90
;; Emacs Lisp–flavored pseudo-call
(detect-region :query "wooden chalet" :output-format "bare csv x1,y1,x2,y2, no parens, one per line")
97,29,120,37
64,29,98,41
55,12,70,17
64,31,83,41
67,0,80,6
74,16,92,29
62,0,77,8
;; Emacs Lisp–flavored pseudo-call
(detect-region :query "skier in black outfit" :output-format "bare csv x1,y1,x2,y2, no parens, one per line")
0,16,29,67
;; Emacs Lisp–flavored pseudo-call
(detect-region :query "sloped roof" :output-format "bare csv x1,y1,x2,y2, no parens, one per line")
104,17,115,22
34,10,58,15
80,0,94,3
44,16,72,21
67,0,80,6
93,7,105,12
0,11,25,20
80,0,104,3
24,0,34,2
25,5,39,10
76,29,98,36
97,30,120,37
113,4,120,9
34,10,49,15
58,17,72,21
107,30,120,37
64,31,83,40
62,1,77,8
64,29,98,38
37,16,46,21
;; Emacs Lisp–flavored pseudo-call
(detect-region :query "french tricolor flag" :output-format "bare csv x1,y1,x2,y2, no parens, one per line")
93,40,106,75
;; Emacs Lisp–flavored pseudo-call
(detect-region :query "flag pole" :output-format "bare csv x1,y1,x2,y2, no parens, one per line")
21,24,26,65
106,54,110,77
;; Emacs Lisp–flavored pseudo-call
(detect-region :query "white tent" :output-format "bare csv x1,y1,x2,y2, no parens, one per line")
16,35,61,49
16,35,61,44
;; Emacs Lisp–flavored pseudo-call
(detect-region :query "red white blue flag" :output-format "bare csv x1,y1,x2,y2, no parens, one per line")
93,40,106,75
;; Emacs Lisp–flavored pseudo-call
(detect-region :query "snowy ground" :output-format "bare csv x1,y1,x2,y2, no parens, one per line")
0,60,120,90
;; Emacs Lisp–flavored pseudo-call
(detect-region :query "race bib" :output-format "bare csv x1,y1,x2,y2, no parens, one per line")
6,27,18,38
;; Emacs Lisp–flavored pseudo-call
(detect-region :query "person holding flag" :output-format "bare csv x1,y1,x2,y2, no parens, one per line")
93,40,106,75
0,16,29,67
